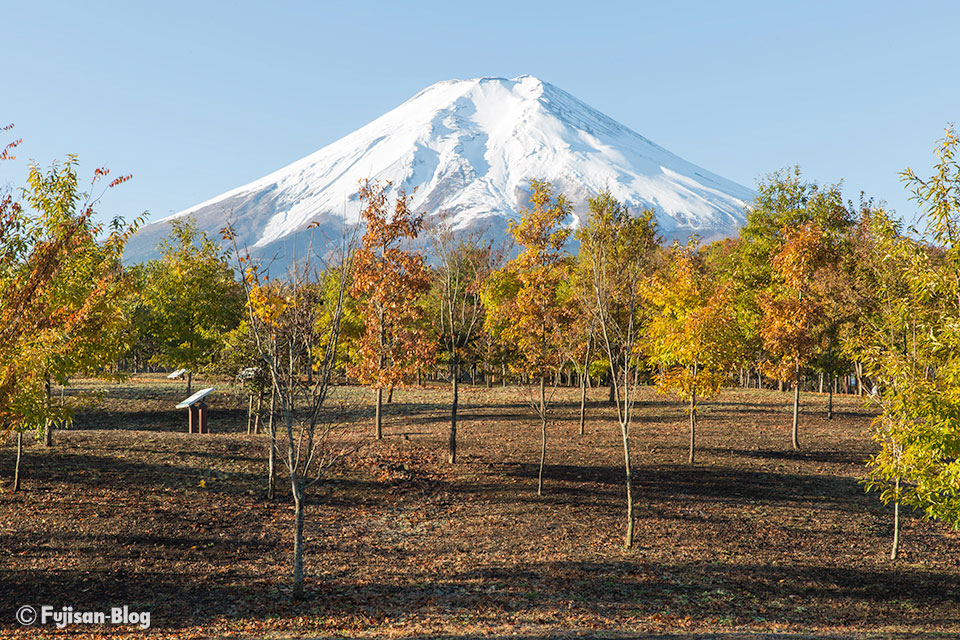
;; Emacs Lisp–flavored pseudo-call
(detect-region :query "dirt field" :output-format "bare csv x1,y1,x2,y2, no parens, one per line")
1,375,958,639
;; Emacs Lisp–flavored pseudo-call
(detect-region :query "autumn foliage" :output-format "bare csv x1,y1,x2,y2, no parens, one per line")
349,179,433,437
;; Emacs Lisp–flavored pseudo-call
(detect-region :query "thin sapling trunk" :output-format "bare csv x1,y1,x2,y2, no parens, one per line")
689,384,697,465
891,476,901,560
827,371,834,420
13,431,23,492
792,367,801,451
375,387,384,440
537,375,547,497
449,358,459,464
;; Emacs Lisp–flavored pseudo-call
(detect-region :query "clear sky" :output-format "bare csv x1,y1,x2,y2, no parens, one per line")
5,1,957,230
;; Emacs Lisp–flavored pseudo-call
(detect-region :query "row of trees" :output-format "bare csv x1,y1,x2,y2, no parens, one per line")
5,124,960,590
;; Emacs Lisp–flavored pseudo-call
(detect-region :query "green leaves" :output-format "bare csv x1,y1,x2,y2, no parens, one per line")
848,129,960,529
142,219,243,374
0,151,142,435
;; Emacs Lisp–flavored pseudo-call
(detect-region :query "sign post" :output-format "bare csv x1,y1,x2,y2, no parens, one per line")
176,388,215,434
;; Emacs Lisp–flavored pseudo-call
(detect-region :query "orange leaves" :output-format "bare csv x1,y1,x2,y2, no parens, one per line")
758,293,818,381
759,222,830,382
1,123,19,161
0,137,20,161
349,179,432,389
772,223,828,290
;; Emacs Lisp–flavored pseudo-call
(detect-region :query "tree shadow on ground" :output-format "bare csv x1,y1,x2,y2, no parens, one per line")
5,557,956,632
499,463,869,509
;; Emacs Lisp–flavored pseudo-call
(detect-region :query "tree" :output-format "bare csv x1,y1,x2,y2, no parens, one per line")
759,223,830,450
736,168,852,448
485,179,575,496
1,133,141,490
226,222,355,600
349,180,432,439
846,126,960,558
576,190,659,546
427,218,500,463
644,242,743,464
143,219,242,393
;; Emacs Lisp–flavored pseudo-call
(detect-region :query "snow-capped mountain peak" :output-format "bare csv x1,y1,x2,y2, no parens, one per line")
126,75,752,262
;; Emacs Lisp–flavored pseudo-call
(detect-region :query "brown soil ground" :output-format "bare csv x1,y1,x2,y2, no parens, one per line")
1,375,958,639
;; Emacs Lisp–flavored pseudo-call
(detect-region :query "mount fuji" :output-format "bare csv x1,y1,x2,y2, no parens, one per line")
125,75,753,263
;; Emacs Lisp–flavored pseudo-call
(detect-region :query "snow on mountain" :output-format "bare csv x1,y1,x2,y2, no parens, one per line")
125,75,753,263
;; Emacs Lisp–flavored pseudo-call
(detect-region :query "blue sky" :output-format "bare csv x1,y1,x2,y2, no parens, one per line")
5,1,957,230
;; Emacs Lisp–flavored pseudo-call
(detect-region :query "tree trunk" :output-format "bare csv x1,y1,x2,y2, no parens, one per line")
578,373,588,436
375,388,384,439
247,394,254,435
579,334,592,435
537,375,547,496
44,379,53,447
449,359,459,464
792,368,801,451
267,388,277,500
689,386,697,464
891,477,901,560
608,371,616,404
621,419,634,548
819,371,824,393
187,370,193,395
386,385,394,404
13,431,23,492
827,371,834,420
306,342,314,385
254,388,263,434
291,485,305,600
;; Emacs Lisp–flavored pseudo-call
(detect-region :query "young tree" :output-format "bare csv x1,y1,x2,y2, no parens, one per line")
736,168,852,448
576,190,659,546
144,219,242,393
847,126,960,557
759,223,830,450
226,223,355,599
349,180,433,439
485,179,575,496
1,137,141,489
644,243,743,464
427,219,500,463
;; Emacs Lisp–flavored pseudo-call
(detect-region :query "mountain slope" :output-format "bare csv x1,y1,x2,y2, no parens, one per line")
125,75,753,263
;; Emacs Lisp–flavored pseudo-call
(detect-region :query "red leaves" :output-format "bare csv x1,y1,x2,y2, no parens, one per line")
0,137,20,161
108,174,132,188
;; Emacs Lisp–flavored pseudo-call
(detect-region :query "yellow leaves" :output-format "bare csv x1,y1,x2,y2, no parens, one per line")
490,181,576,376
248,281,290,329
643,244,743,404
